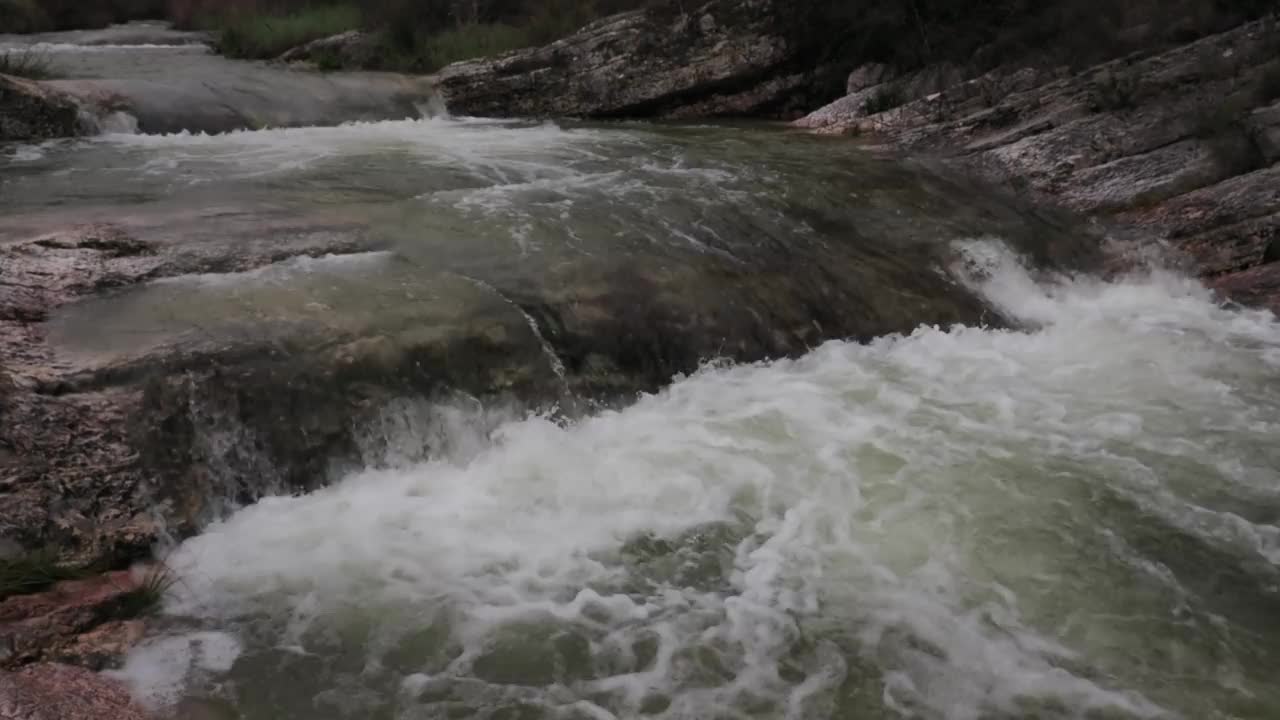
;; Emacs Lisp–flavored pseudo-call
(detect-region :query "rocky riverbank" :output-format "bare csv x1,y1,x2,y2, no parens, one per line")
2,5,1278,715
795,17,1280,311
431,5,1280,311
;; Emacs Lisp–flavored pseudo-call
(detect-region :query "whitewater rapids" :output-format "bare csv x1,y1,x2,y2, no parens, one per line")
112,243,1280,720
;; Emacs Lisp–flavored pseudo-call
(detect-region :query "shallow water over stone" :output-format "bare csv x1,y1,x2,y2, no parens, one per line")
3,38,1278,720
114,247,1280,720
0,22,437,134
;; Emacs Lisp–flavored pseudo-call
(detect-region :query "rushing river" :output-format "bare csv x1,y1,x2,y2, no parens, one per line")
3,24,1280,720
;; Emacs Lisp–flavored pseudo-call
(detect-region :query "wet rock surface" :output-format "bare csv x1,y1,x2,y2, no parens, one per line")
0,571,145,670
797,18,1280,312
438,0,837,119
0,74,91,143
0,148,1100,580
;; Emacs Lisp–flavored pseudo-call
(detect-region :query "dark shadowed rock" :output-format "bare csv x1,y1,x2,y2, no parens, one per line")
0,74,90,142
0,663,151,720
437,0,836,119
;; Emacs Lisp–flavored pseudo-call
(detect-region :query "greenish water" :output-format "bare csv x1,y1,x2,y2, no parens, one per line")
114,246,1280,720
2,37,1278,720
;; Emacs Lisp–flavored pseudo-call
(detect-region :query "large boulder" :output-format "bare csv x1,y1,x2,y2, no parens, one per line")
437,0,836,119
0,74,89,143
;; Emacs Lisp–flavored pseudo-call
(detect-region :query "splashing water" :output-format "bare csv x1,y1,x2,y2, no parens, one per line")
115,243,1280,720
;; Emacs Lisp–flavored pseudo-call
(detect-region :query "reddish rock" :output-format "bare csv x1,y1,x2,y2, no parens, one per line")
0,662,151,720
0,571,145,670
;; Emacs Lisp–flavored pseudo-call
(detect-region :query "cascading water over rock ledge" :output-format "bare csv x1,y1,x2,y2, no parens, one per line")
2,21,1279,720
109,243,1280,720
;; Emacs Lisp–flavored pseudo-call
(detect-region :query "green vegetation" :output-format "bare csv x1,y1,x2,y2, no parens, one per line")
861,84,905,115
0,49,58,79
808,0,1277,77
0,0,164,33
0,548,86,600
0,0,51,33
115,565,179,616
214,5,361,59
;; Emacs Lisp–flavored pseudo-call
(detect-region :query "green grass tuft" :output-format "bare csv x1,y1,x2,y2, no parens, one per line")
0,548,85,599
413,23,537,72
0,49,59,80
217,4,363,60
115,565,180,617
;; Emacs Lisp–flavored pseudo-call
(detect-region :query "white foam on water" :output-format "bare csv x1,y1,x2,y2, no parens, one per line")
106,631,242,710
150,250,393,289
122,241,1280,719
0,42,208,52
99,117,611,183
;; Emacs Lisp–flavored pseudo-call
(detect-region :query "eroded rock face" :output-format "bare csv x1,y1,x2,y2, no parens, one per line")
797,18,1280,311
437,0,837,118
0,663,151,720
0,74,90,142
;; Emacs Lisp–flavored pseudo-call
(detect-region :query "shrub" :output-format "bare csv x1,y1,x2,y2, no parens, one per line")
1192,92,1267,177
216,4,362,59
115,564,179,617
0,0,52,33
0,548,85,599
1,0,166,32
861,84,905,115
1088,70,1140,112
410,23,538,72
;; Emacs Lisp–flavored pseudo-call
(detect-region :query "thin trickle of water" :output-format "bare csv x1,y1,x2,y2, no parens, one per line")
459,274,569,383
114,242,1280,720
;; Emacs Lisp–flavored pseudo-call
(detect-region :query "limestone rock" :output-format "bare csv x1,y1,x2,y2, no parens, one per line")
0,74,89,143
437,0,835,119
797,18,1280,311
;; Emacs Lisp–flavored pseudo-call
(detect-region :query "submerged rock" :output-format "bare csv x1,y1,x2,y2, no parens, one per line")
437,0,838,118
0,74,91,142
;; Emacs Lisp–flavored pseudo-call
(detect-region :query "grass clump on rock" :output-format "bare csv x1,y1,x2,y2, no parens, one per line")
0,548,86,600
115,564,180,616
